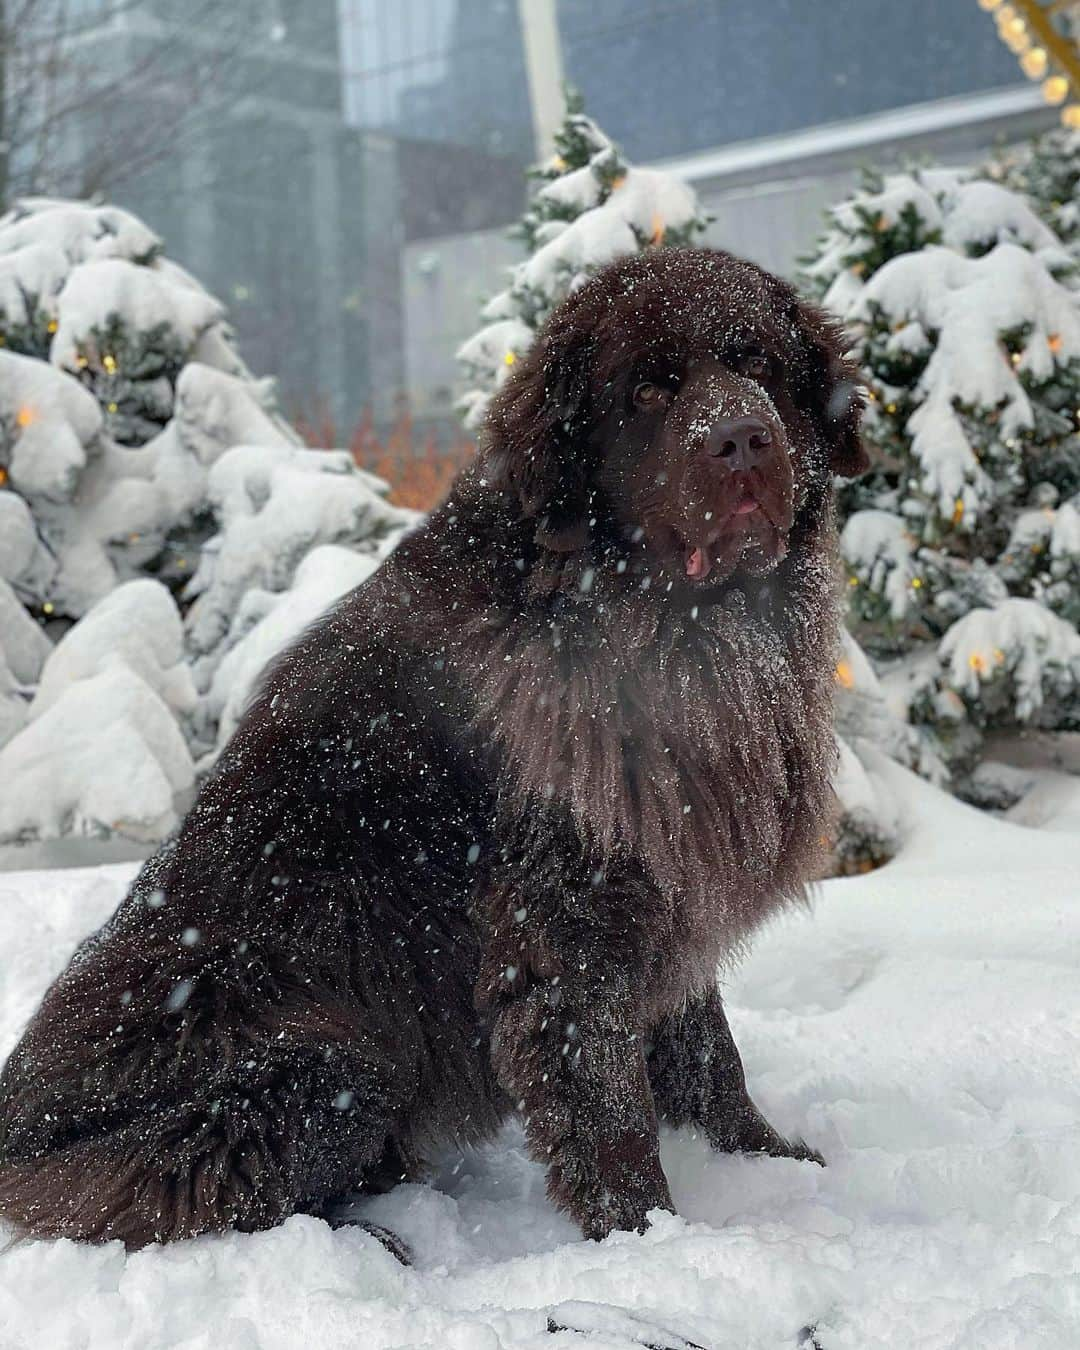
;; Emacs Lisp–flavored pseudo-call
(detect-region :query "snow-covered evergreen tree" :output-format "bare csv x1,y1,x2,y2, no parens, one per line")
990,126,1080,252
804,167,1080,792
457,88,709,429
0,197,294,624
0,197,415,844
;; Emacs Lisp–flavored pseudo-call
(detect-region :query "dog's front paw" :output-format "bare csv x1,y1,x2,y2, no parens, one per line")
578,1191,674,1242
562,1131,675,1240
778,1136,825,1167
706,1093,823,1166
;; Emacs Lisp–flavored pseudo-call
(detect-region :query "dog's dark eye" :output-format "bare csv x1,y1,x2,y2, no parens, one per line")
632,381,671,410
736,351,772,381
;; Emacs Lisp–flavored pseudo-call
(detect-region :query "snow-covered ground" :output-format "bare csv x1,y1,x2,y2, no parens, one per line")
1,756,1078,1349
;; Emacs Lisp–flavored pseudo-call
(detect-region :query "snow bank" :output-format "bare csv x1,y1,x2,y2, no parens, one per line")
0,763,1077,1347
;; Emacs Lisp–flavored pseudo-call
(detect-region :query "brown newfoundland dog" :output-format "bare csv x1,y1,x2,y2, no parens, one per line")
0,247,866,1253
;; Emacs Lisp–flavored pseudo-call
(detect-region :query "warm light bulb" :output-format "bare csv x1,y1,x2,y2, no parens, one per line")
1062,104,1080,129
1021,46,1048,78
977,0,1003,9
1044,75,1070,105
1002,15,1028,46
835,660,855,689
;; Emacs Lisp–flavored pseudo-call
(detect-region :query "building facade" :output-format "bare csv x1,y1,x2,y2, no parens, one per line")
75,2,1059,434
383,0,1056,425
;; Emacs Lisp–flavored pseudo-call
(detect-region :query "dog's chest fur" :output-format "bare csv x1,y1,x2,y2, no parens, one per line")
440,550,840,980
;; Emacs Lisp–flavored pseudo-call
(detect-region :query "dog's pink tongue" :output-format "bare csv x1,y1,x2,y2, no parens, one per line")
685,546,712,579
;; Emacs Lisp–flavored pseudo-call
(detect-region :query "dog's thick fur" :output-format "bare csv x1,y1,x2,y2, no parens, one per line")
0,248,866,1250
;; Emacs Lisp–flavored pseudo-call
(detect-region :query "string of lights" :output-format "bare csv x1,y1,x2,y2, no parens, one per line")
977,0,1080,125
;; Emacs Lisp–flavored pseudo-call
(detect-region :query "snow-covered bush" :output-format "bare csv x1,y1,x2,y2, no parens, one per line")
0,198,273,631
184,448,413,749
804,165,1080,797
457,89,709,429
194,545,386,754
0,581,197,844
0,198,416,846
990,126,1080,253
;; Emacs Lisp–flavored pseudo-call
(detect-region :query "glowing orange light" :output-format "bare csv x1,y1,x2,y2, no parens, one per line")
952,497,965,526
1043,75,1069,105
503,351,516,367
0,466,7,487
16,406,35,428
1048,332,1063,354
649,213,666,246
969,652,986,674
835,660,855,689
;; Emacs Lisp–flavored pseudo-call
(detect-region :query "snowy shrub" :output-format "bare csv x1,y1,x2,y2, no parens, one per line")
0,579,199,844
194,545,385,754
0,197,277,628
0,197,415,846
0,667,195,844
804,164,1080,796
184,446,413,671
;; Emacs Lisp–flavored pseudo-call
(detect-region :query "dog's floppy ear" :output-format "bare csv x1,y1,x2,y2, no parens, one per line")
790,297,870,479
481,325,595,551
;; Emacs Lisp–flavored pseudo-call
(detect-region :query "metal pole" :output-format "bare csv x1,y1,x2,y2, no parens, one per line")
517,0,565,159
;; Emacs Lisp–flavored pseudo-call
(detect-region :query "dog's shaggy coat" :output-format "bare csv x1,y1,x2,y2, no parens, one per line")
0,248,866,1250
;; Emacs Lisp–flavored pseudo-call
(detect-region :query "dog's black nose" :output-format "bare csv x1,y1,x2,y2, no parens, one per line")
706,416,772,471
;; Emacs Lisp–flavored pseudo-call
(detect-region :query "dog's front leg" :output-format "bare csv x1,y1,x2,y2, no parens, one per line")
648,985,823,1165
489,968,673,1239
475,827,674,1240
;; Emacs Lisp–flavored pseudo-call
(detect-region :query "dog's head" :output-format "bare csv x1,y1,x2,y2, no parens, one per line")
482,247,868,588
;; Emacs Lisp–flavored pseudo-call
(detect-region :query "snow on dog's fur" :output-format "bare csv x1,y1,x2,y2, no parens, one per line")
0,249,866,1252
